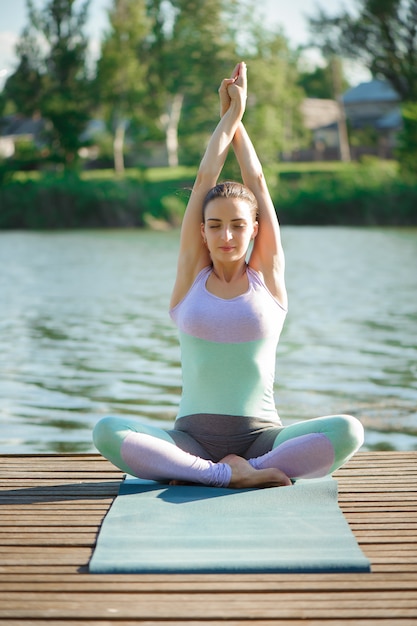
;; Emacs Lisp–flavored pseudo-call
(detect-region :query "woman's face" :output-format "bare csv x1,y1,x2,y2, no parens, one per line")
201,197,258,262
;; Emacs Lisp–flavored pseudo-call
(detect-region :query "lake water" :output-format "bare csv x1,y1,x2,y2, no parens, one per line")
0,227,416,453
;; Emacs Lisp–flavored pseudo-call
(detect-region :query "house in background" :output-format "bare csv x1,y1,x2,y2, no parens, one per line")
298,98,341,161
0,114,45,159
296,79,402,161
343,79,401,158
343,79,400,125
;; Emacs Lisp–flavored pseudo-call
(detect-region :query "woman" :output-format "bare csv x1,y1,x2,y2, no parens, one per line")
93,62,364,489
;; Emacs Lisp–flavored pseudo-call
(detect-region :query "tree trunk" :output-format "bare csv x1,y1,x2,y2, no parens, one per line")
113,120,126,174
161,93,184,167
336,99,351,162
331,58,351,162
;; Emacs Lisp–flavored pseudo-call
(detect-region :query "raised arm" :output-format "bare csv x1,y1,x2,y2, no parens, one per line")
233,124,287,308
170,69,246,309
219,64,287,308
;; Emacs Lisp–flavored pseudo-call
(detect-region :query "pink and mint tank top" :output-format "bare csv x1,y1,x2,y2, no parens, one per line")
169,266,287,422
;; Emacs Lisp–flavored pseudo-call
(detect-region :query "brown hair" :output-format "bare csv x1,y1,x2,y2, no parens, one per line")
202,181,258,222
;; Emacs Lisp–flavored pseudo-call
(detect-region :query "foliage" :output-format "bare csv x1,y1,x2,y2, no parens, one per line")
143,0,234,166
0,173,150,228
308,0,417,101
95,0,151,172
2,162,416,229
10,137,44,169
2,0,323,174
4,0,93,169
275,158,417,225
3,0,414,180
241,27,307,163
3,28,43,117
308,0,417,176
297,60,350,99
396,101,417,176
348,123,380,148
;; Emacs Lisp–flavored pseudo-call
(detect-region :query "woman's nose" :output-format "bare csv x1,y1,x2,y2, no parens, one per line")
221,227,233,241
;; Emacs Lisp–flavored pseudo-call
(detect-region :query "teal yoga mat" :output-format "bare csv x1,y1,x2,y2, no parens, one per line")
89,476,371,574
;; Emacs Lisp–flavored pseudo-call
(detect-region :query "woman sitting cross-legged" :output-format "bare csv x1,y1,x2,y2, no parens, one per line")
93,62,364,489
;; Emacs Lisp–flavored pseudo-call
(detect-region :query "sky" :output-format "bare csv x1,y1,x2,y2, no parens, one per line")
0,0,371,89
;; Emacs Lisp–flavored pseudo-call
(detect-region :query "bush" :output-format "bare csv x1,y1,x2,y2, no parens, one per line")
0,174,150,229
1,161,416,229
274,160,417,226
396,102,417,178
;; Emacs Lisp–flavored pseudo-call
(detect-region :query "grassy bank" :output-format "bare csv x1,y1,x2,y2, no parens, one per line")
0,160,416,228
274,160,417,226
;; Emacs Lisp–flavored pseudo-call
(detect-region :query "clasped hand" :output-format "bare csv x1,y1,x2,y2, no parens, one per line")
219,61,247,118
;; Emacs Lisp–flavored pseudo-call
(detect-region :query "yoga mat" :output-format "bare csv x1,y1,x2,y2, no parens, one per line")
89,476,371,574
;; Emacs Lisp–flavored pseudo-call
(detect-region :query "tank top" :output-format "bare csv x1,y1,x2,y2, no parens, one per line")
169,266,287,422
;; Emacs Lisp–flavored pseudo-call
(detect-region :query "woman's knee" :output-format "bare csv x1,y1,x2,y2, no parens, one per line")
274,413,364,472
324,414,364,470
93,416,176,459
91,416,136,473
330,414,364,450
92,416,131,461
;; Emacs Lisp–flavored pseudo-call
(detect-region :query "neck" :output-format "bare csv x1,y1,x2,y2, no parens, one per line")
211,261,247,283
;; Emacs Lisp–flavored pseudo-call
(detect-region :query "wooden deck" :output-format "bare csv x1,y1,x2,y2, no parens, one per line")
0,451,416,624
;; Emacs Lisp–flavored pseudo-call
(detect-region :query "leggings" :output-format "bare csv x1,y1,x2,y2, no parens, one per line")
93,413,364,487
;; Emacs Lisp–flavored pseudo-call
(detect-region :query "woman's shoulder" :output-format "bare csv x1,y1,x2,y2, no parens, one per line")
247,265,287,312
170,266,211,314
246,265,268,289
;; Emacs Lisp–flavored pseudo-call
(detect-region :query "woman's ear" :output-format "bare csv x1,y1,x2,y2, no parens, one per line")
200,222,207,244
251,221,259,240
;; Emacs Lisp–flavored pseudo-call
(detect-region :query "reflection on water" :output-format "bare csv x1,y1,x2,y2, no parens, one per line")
0,227,416,453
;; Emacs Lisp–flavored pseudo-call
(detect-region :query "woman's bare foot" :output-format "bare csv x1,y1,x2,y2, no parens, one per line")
221,454,292,489
169,479,198,486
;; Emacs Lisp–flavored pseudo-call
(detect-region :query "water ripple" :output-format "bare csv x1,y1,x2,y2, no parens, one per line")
1,227,416,452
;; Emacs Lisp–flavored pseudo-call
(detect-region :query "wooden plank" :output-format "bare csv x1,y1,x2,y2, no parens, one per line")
0,617,416,626
1,573,417,591
2,622,417,626
2,597,416,617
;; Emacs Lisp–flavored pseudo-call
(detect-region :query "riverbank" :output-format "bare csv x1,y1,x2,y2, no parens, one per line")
1,160,416,228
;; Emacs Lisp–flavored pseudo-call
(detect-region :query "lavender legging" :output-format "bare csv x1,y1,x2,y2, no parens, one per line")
93,413,364,487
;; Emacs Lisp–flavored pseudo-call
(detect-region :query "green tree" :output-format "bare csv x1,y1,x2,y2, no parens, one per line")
144,0,233,166
309,0,417,100
5,0,93,168
236,23,307,164
308,0,417,173
95,0,151,173
298,61,350,99
3,28,43,117
396,102,417,175
93,0,306,170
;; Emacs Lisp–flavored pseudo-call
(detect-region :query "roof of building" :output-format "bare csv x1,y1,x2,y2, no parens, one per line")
0,114,44,137
343,79,400,104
